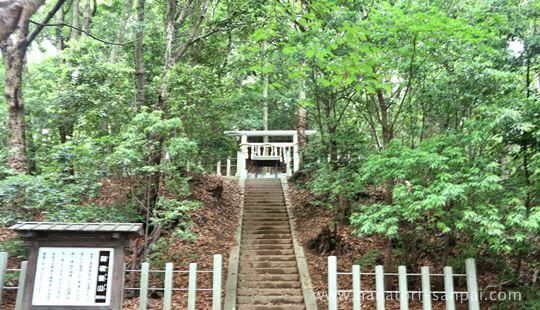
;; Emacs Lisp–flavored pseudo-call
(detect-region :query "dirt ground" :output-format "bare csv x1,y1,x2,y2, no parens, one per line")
288,183,468,310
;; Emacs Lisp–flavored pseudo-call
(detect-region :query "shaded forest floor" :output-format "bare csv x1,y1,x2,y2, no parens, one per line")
123,173,241,309
288,180,528,310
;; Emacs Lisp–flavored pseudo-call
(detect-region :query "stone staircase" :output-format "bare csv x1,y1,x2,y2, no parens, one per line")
237,179,306,310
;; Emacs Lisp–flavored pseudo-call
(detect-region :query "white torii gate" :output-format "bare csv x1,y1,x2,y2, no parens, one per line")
224,130,317,178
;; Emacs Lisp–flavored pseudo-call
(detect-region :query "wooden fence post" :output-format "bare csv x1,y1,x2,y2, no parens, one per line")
465,258,480,310
163,263,173,310
139,262,149,310
352,265,361,310
375,265,385,310
14,261,27,310
398,266,408,310
328,256,337,310
226,158,231,177
216,161,222,176
444,266,456,310
0,252,7,305
188,263,197,310
421,266,432,310
212,255,222,310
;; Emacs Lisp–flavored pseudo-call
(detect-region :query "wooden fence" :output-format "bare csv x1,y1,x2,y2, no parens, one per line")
0,252,223,310
327,256,480,310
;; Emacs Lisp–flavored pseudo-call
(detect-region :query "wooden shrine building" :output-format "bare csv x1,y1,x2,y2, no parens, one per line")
224,130,316,178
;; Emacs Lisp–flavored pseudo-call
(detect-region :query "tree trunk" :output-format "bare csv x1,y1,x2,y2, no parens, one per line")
134,0,145,106
297,83,306,169
70,0,80,41
55,3,65,50
110,0,133,63
82,0,91,35
1,43,27,173
376,89,395,288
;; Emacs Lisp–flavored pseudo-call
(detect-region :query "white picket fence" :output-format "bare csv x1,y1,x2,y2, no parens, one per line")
0,252,223,310
328,256,480,310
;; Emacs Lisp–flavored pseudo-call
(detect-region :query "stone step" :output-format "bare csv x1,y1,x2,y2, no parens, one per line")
243,219,289,223
242,230,291,235
242,239,292,244
244,197,284,199
236,305,306,310
241,243,293,249
240,249,295,256
238,276,301,284
240,267,298,274
243,218,289,222
237,288,302,297
244,208,286,211
242,234,292,239
240,254,296,262
237,295,304,305
239,280,301,289
242,224,290,229
243,214,288,218
244,203,285,206
240,261,297,268
242,226,291,231
241,234,292,240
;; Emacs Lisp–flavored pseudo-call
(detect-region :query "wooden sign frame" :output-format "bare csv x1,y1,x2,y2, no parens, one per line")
10,223,142,310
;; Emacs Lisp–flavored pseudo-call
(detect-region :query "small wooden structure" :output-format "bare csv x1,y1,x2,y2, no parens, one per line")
10,222,143,310
224,130,316,178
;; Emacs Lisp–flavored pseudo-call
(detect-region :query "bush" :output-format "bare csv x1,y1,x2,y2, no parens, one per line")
45,203,142,223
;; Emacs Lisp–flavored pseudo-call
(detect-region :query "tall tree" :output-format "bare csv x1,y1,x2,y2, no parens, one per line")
0,0,65,173
134,0,145,106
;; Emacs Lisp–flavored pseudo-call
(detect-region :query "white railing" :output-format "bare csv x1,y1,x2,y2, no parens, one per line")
245,143,293,163
327,256,480,310
0,252,223,310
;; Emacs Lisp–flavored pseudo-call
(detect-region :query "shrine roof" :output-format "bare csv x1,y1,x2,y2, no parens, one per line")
224,130,316,137
10,222,143,234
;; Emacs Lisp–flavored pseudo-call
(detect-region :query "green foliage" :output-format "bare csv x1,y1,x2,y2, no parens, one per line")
151,197,201,229
0,238,26,260
355,249,381,268
45,203,142,223
0,174,91,225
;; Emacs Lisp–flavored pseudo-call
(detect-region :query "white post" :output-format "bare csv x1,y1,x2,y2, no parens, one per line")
352,265,361,310
14,261,27,310
465,258,480,310
139,262,149,310
239,135,248,177
293,134,300,172
328,256,337,310
421,266,432,310
286,149,292,176
375,265,385,310
216,161,222,176
188,263,197,310
0,252,7,305
163,263,173,310
212,255,222,310
236,151,244,177
444,266,456,310
398,266,408,310
226,158,231,177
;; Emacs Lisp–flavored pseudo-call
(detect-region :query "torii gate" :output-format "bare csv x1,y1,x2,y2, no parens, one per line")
224,130,316,178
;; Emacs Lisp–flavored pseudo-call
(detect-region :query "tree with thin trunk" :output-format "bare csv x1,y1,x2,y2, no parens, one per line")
134,0,145,106
70,0,80,40
109,0,133,63
0,0,66,173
